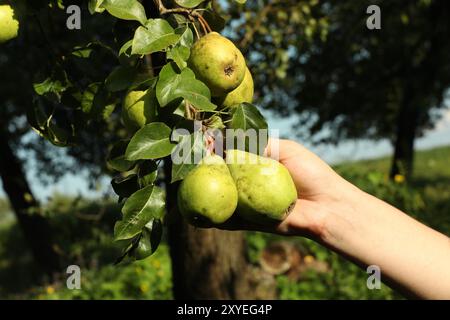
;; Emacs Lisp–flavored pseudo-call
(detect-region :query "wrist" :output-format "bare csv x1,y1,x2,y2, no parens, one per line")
279,176,366,243
314,179,368,247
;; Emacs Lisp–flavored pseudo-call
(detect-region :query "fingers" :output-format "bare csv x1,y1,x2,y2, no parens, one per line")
193,198,323,238
265,138,289,161
265,138,312,162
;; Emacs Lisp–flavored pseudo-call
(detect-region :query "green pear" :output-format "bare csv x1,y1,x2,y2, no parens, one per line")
226,149,297,224
188,32,246,97
122,90,157,133
0,5,19,43
177,154,238,225
216,67,254,108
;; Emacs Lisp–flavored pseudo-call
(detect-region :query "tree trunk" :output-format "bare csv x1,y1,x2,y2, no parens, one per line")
0,131,61,277
389,88,419,181
164,161,275,299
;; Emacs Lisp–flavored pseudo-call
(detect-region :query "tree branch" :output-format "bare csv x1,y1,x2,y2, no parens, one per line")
153,0,212,35
154,0,193,15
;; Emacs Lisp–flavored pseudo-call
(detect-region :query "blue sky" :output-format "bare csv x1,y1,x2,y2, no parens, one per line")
1,109,450,202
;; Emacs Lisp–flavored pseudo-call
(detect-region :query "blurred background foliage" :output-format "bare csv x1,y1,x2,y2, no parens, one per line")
0,0,449,299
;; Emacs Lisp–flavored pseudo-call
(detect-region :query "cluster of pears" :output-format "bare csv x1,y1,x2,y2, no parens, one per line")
121,31,255,132
188,32,254,107
178,151,297,225
178,33,297,225
0,5,19,43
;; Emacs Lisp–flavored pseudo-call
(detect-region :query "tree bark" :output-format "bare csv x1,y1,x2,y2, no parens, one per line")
0,130,61,277
389,84,418,181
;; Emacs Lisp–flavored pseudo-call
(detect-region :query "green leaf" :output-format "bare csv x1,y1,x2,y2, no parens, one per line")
166,27,193,69
167,45,190,69
234,0,247,4
105,66,137,92
119,39,133,57
228,103,269,152
125,122,175,160
175,26,194,47
168,13,190,26
171,131,206,182
27,101,49,132
131,19,181,55
156,63,216,111
111,174,140,199
175,0,206,9
101,0,147,25
81,83,100,114
47,121,71,147
138,161,158,187
229,103,268,131
202,10,226,31
72,46,93,58
34,78,67,97
81,83,116,119
88,0,105,14
107,140,135,172
147,219,163,254
114,185,165,240
126,218,163,260
129,75,158,91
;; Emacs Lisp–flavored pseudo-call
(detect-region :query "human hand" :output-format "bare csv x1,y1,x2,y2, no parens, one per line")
213,139,361,240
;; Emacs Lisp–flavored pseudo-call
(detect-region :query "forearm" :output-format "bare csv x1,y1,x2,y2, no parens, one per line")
318,180,450,299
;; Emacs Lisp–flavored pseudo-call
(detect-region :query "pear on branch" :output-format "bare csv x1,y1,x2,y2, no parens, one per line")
188,32,246,97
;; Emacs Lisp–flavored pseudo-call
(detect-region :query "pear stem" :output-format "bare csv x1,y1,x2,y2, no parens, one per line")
197,15,213,33
197,16,208,35
191,21,201,39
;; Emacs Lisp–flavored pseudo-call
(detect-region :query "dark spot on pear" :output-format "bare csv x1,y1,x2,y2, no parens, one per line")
224,65,234,77
285,201,296,216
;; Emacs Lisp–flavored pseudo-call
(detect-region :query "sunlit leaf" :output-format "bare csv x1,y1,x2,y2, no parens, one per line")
156,63,216,111
114,185,165,240
175,0,206,9
131,19,180,55
101,0,147,25
171,131,206,182
125,122,175,160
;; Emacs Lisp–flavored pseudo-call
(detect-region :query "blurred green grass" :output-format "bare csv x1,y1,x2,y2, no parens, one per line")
0,146,449,299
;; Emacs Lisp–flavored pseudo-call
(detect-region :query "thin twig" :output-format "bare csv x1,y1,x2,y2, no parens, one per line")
154,0,211,37
191,21,201,39
185,102,192,119
197,15,208,35
155,0,193,15
196,14,212,33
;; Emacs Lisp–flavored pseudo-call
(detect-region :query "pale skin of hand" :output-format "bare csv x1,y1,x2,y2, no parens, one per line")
229,139,450,299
